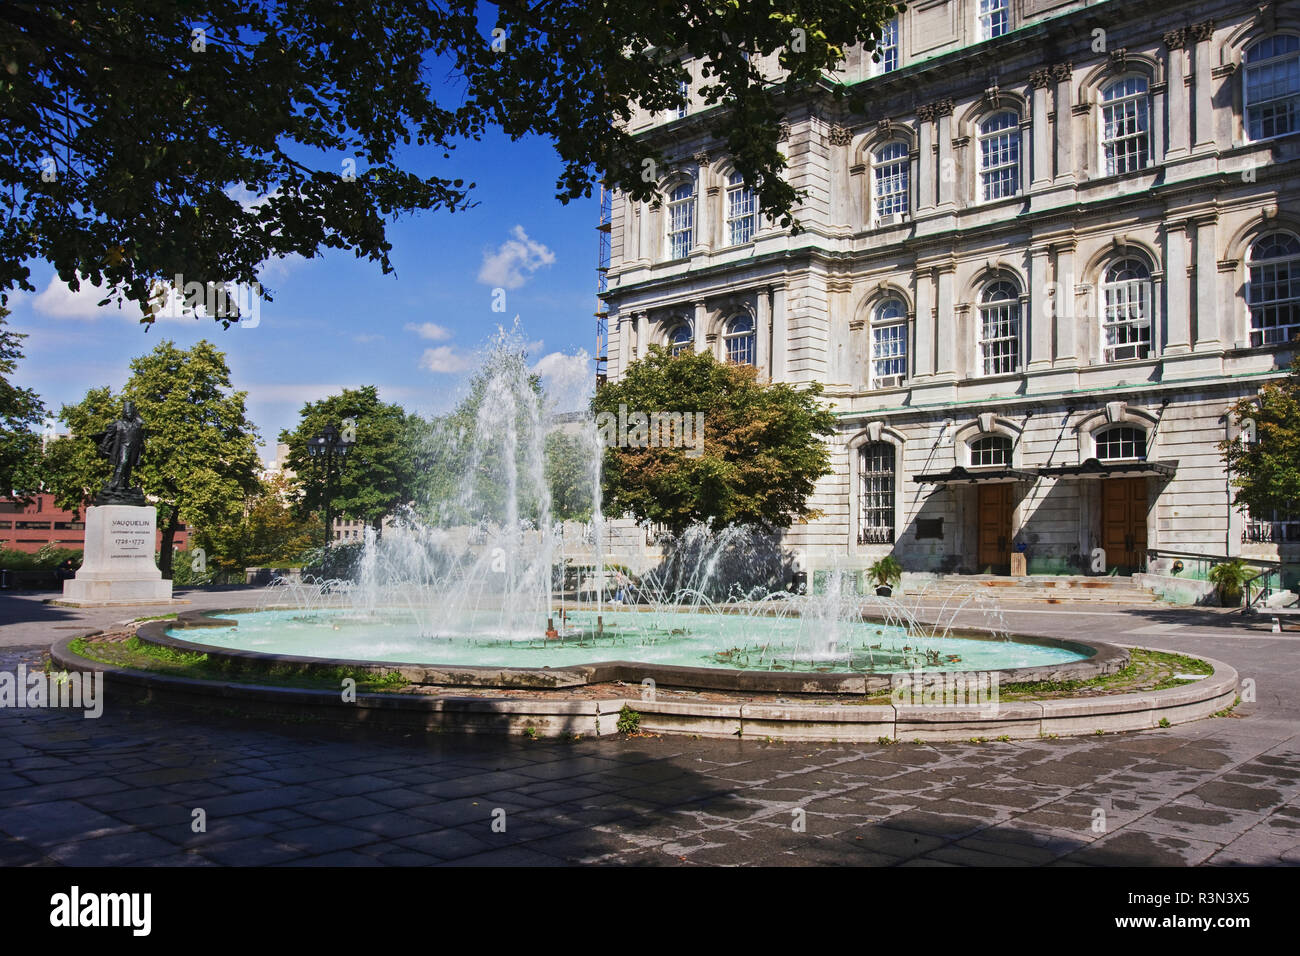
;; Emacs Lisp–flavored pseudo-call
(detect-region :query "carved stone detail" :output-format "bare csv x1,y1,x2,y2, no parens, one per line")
827,125,854,146
1109,48,1128,72
1050,62,1073,83
1030,68,1053,89
1163,28,1188,50
692,151,711,167
1190,20,1215,42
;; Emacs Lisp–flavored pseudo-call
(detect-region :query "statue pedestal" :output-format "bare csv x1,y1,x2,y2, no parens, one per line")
61,505,174,606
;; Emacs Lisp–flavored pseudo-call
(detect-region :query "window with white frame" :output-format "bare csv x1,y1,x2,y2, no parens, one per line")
1247,233,1300,347
877,18,899,73
1095,425,1146,461
726,171,757,245
666,182,695,259
724,315,755,365
978,280,1022,375
979,0,1009,40
858,442,895,544
969,435,1013,467
1101,76,1151,175
978,112,1021,201
873,142,909,219
675,78,689,119
871,298,907,385
1245,35,1300,141
1102,258,1153,361
668,323,693,356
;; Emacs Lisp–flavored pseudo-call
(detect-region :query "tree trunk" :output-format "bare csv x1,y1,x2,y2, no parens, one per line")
158,508,180,579
372,516,383,541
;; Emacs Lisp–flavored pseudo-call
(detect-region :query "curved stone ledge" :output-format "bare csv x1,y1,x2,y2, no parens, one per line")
51,633,1239,742
135,608,1131,695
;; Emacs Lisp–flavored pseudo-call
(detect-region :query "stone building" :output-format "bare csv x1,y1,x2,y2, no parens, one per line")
600,0,1300,583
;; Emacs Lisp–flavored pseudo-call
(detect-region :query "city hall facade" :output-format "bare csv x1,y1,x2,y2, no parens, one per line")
601,0,1299,577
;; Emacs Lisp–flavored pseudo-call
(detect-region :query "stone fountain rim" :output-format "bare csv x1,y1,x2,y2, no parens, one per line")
128,607,1132,695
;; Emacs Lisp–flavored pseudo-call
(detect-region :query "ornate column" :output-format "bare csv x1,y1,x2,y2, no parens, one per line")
934,100,955,209
1194,216,1221,350
913,267,935,378
692,152,713,253
1164,29,1190,158
1192,21,1216,152
1029,246,1053,368
693,301,709,354
637,201,653,265
1053,242,1078,365
1052,62,1075,184
916,102,938,212
756,287,771,377
771,286,788,381
1164,221,1191,354
1030,69,1055,189
935,263,957,378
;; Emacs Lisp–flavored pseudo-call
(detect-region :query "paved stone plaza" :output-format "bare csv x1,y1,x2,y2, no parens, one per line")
1,589,1297,866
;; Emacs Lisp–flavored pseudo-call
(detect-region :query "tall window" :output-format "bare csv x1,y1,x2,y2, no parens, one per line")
979,112,1021,201
1245,35,1300,141
675,78,689,119
871,298,908,385
978,280,1022,375
979,0,1009,40
724,315,755,365
1102,258,1153,361
1247,234,1300,346
858,442,895,545
666,182,695,259
1244,505,1300,543
1095,426,1146,461
726,171,757,245
873,142,909,219
970,435,1013,467
1101,76,1151,175
668,323,693,356
877,18,899,73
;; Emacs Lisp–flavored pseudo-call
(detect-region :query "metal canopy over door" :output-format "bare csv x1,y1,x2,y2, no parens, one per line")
977,483,1013,571
1101,477,1147,573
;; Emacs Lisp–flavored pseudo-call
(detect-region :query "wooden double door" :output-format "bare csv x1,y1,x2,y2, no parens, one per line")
1101,477,1148,574
977,484,1013,571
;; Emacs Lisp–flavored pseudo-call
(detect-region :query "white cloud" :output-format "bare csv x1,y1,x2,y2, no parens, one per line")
533,350,593,413
31,276,124,320
404,321,454,342
477,225,556,290
419,346,473,374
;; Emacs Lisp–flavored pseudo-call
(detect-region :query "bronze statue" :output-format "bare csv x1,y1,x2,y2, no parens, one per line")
91,401,147,506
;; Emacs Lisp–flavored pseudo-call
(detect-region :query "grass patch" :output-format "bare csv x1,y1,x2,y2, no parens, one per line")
68,635,409,693
996,649,1214,701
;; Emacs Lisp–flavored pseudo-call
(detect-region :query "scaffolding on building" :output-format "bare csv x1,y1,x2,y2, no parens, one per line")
595,182,611,386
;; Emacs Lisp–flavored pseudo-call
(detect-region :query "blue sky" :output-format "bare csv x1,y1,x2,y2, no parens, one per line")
5,127,600,464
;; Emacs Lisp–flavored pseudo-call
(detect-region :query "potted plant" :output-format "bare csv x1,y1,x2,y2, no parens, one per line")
1208,559,1250,607
867,555,903,597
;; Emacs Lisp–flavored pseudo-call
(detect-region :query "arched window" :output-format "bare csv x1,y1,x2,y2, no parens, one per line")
970,435,1013,467
1247,233,1300,347
666,182,695,259
1095,426,1147,461
871,298,908,386
876,17,899,73
668,323,694,356
978,112,1021,201
1102,258,1153,361
1245,35,1300,141
873,142,910,219
1101,76,1150,175
978,280,1021,375
858,442,895,544
979,0,1009,40
726,171,757,245
724,315,755,365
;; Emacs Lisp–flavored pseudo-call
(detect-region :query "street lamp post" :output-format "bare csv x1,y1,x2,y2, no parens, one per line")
306,423,354,552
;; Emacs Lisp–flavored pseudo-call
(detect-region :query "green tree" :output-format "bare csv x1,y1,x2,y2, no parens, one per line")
544,430,594,523
281,386,425,536
123,340,263,577
40,386,120,514
1222,356,1300,519
594,347,835,532
1,2,900,317
0,306,46,496
194,472,319,574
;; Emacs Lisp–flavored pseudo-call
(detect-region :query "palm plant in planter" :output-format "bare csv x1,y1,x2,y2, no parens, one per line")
1208,559,1250,608
867,556,903,597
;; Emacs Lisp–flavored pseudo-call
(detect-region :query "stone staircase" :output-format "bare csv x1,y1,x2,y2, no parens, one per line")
897,573,1162,605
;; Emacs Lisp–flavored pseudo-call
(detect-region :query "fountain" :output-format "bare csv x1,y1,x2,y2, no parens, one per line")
171,332,1093,680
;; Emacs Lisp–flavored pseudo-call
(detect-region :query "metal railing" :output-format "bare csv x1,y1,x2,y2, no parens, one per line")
1145,547,1286,609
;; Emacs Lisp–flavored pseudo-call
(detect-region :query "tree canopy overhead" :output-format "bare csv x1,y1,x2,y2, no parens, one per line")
1,1,900,320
